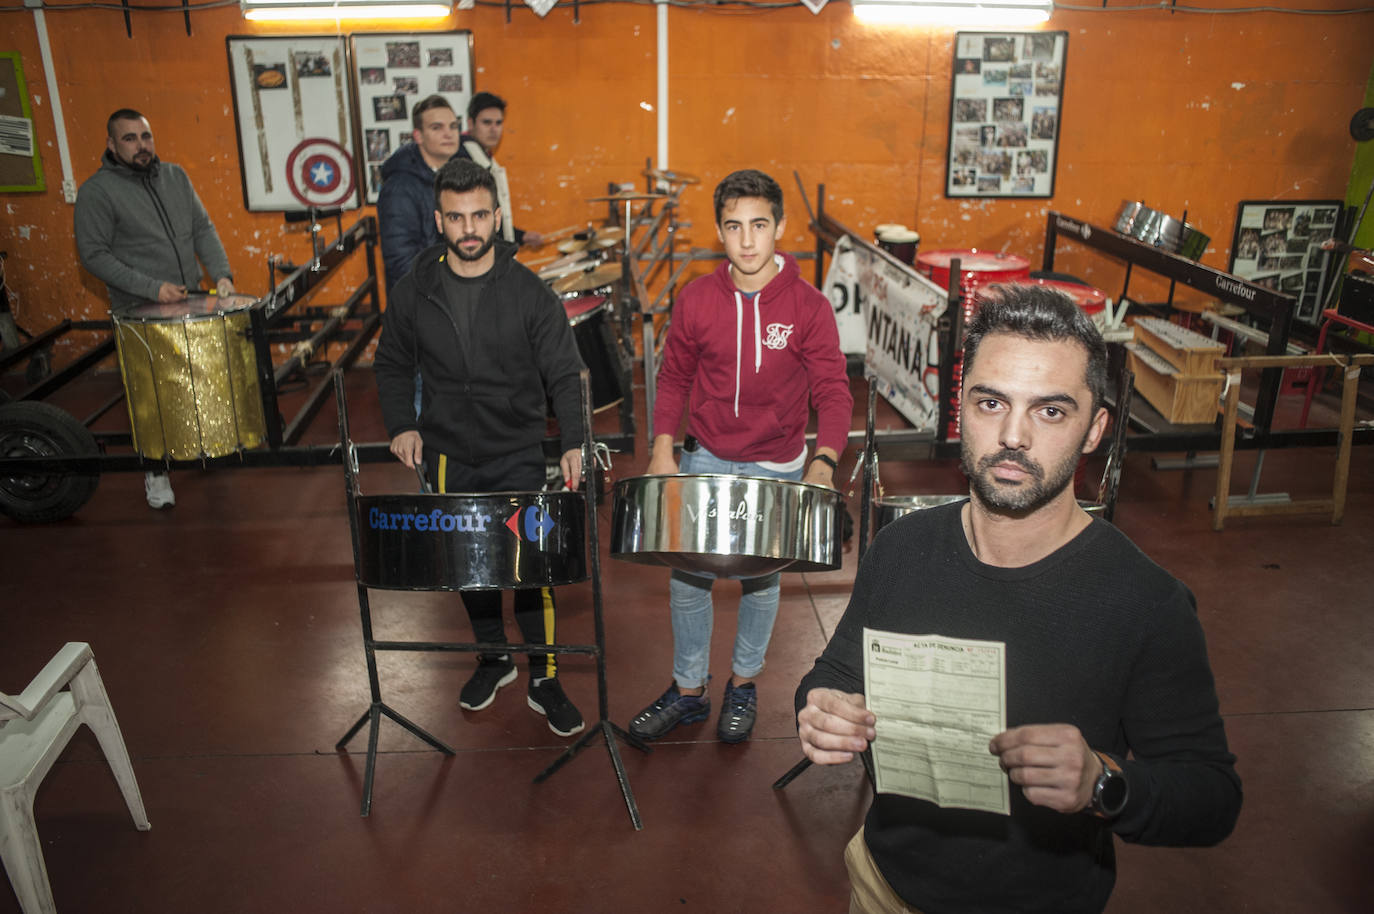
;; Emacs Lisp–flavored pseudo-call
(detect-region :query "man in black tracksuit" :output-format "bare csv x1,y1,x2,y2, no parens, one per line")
374,159,586,737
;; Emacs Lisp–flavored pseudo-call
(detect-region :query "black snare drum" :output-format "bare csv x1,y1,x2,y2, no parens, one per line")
564,295,627,412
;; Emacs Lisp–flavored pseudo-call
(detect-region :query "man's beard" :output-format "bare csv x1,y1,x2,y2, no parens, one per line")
960,435,1085,514
116,151,157,172
446,231,496,262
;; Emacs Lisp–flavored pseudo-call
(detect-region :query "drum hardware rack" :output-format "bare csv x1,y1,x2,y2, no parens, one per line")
1042,211,1374,457
334,371,648,824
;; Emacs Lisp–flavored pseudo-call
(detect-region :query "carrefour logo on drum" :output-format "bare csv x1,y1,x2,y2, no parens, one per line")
506,506,557,542
368,507,492,533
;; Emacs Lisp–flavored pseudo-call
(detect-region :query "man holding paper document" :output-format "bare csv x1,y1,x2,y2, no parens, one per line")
796,285,1240,914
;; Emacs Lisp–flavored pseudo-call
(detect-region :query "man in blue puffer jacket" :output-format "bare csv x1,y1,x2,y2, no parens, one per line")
377,94,462,296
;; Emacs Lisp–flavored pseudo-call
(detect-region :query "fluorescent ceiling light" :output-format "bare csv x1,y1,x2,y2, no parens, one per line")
242,1,451,20
852,0,1052,27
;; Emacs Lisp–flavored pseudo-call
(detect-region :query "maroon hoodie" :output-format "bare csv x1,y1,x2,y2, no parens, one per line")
653,252,853,463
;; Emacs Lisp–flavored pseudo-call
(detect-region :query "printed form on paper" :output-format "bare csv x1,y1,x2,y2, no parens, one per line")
862,628,1010,815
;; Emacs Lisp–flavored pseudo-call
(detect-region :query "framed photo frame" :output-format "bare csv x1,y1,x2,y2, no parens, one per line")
226,35,359,212
1228,199,1342,323
946,31,1066,199
349,30,474,205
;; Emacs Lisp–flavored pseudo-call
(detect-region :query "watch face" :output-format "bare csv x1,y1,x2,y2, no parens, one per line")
1099,774,1128,814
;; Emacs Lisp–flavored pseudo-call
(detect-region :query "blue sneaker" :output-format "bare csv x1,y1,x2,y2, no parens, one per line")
628,682,710,741
717,679,757,744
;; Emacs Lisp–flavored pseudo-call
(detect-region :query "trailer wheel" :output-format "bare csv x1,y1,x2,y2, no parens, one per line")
0,401,100,523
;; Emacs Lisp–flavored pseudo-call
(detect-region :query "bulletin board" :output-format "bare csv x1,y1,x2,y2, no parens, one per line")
226,35,359,212
946,31,1066,199
0,52,45,193
349,30,473,204
1228,199,1342,324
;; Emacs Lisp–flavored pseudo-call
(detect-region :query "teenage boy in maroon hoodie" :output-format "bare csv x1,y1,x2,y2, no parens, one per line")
628,169,853,744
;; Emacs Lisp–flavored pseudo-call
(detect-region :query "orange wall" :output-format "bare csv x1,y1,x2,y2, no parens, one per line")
1,4,1370,362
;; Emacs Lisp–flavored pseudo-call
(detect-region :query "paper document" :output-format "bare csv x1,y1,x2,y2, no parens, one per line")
863,628,1009,815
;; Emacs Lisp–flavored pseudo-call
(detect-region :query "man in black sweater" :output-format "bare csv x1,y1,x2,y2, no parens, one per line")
796,285,1240,913
374,159,585,737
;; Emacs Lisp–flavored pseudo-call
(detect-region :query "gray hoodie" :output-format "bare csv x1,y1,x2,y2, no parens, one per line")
74,152,233,312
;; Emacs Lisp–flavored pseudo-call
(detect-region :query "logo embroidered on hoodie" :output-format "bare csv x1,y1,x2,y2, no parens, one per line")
763,322,795,350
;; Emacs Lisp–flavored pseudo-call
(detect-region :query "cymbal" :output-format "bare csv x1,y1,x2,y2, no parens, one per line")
584,225,626,243
643,167,700,185
587,190,668,203
557,226,627,254
538,252,599,279
552,262,622,294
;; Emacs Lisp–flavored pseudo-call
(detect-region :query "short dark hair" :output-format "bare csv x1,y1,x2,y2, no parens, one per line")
467,91,506,122
106,108,146,138
433,158,499,210
713,169,784,225
962,284,1108,413
411,94,454,130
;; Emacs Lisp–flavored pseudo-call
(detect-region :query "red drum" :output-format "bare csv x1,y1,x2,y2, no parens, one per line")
916,248,1031,300
1020,278,1108,321
564,295,627,412
916,250,1031,440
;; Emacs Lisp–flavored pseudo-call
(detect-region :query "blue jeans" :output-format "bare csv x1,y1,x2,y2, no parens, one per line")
670,444,803,689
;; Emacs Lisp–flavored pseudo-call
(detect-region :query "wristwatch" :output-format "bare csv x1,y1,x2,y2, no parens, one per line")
1089,751,1129,819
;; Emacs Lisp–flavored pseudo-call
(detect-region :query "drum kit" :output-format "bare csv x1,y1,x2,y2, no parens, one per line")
529,183,690,416
536,237,631,414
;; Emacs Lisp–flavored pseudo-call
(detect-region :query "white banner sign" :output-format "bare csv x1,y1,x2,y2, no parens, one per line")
824,236,949,431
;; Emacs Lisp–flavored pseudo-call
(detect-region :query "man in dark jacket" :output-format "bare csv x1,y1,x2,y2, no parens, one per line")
74,108,235,510
455,91,542,248
377,94,461,295
374,159,586,737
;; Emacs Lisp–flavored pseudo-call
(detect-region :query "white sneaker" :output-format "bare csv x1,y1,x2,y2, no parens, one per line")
144,471,175,509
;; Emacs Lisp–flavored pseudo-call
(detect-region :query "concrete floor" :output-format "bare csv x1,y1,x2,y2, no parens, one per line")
1,368,1371,913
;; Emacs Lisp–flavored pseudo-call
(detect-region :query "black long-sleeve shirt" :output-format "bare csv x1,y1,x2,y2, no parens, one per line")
796,501,1241,914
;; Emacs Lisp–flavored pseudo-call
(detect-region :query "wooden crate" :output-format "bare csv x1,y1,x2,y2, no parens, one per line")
1133,317,1224,375
1125,342,1224,424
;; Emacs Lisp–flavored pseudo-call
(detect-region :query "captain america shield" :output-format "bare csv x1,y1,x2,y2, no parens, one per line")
285,138,356,207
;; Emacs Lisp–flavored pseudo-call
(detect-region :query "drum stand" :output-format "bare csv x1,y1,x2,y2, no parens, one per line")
772,382,880,792
332,372,647,826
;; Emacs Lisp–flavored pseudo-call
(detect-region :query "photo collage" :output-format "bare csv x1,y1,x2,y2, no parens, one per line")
947,31,1066,199
351,31,473,204
1228,200,1342,323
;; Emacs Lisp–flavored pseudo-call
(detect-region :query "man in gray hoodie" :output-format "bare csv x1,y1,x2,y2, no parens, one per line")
74,108,236,509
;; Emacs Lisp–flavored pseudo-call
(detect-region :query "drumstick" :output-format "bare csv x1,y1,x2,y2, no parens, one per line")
523,253,560,267
415,460,433,494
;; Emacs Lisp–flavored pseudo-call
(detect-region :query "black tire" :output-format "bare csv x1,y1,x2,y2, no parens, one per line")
0,401,101,523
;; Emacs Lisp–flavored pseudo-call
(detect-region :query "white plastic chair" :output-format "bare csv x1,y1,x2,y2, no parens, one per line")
0,643,150,913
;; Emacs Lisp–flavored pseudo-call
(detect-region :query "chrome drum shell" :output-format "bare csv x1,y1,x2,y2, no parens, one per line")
610,474,845,578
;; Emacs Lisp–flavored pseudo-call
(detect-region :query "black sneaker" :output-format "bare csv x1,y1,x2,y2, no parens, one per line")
459,655,517,711
628,682,711,741
527,678,585,737
717,679,757,744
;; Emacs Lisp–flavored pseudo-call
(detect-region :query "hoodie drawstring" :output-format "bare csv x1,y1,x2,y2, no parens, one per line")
732,289,764,419
733,291,743,418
